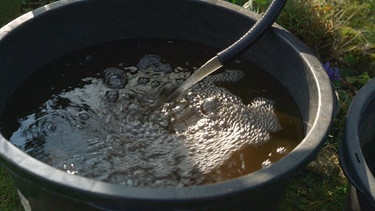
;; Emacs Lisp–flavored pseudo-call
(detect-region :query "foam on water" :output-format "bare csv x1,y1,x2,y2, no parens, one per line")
8,54,282,187
0,39,304,187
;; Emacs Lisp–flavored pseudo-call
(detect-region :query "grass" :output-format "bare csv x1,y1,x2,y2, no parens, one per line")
1,0,374,210
242,0,375,210
0,168,23,211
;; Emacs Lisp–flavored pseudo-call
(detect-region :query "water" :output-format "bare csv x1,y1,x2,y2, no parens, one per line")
0,39,304,187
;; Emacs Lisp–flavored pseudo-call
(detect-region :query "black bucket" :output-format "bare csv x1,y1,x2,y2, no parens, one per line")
340,78,375,211
0,0,335,210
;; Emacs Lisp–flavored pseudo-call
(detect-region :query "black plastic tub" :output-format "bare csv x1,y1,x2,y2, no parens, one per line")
340,78,375,211
0,0,335,210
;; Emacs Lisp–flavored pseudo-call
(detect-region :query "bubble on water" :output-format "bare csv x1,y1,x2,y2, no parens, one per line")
105,90,119,103
151,80,160,88
123,93,133,102
201,97,221,115
276,147,287,154
47,123,57,131
137,54,162,70
137,77,150,85
103,67,127,89
64,163,79,175
77,111,90,120
261,159,272,168
154,63,173,74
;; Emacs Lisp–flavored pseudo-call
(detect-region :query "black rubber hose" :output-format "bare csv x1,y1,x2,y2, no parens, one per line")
163,0,288,103
217,0,287,64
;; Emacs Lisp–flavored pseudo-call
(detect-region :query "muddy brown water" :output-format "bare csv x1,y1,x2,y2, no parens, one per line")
0,39,304,187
